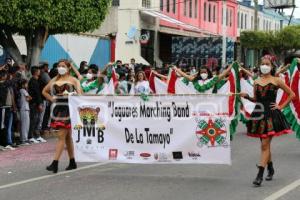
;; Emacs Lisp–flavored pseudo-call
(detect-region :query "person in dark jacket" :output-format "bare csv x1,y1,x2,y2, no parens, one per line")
28,66,47,143
39,63,51,134
0,70,16,150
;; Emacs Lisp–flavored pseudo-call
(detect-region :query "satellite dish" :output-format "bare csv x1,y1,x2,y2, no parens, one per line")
127,26,137,39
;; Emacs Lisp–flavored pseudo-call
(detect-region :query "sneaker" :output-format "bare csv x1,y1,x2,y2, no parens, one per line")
20,142,31,146
29,138,40,144
36,137,47,143
4,145,16,150
11,144,19,148
0,145,5,151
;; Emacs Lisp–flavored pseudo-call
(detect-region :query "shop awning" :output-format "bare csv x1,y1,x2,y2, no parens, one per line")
141,9,218,36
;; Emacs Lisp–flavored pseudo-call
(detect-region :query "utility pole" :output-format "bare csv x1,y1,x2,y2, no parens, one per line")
253,0,258,67
208,0,227,67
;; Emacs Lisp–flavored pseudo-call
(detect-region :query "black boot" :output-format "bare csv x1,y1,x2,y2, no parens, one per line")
65,158,77,171
253,166,264,187
46,160,58,173
265,162,274,181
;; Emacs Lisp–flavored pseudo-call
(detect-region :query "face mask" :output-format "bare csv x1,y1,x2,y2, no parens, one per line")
200,73,208,80
86,73,93,80
57,67,68,75
260,65,271,74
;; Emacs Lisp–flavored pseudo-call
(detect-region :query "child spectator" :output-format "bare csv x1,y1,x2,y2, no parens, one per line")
19,79,31,145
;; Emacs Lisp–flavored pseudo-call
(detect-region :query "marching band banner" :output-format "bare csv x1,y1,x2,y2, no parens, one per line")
69,95,231,164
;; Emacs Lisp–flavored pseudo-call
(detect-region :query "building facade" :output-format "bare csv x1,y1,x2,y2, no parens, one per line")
98,0,238,68
237,0,300,67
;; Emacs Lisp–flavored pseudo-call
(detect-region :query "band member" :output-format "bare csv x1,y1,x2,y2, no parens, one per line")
42,60,82,173
240,56,295,186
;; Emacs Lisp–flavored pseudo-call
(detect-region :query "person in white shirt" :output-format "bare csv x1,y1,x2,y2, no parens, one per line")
134,71,150,95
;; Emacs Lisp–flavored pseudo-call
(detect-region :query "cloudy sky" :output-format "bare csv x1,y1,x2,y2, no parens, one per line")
245,0,300,18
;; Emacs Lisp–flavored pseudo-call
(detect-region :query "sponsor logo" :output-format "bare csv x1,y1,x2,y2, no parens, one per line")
109,149,118,160
188,152,201,160
154,153,171,162
172,151,183,160
140,153,151,158
124,151,135,159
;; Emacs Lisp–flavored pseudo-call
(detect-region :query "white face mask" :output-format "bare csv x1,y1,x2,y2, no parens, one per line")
200,73,208,80
86,73,93,80
57,67,68,75
260,65,271,74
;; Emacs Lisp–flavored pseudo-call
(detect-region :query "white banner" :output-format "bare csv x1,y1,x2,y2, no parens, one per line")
69,95,231,164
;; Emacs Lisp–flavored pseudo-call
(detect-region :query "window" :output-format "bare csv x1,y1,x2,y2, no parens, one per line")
160,0,163,11
241,13,243,29
238,12,240,28
213,5,216,23
204,2,207,21
245,14,247,29
226,8,228,26
221,8,223,24
142,0,151,8
184,0,187,16
194,0,198,18
189,0,192,18
167,0,170,12
230,9,232,27
173,0,176,14
112,0,119,6
251,16,253,29
208,4,211,22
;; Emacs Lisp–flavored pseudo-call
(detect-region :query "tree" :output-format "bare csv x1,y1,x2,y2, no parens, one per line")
240,25,300,62
0,0,111,67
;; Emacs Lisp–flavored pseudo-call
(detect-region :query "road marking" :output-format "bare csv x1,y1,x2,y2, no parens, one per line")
0,162,110,190
264,179,300,200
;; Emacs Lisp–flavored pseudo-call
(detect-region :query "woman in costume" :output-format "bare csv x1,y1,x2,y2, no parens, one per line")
42,60,83,173
240,56,295,187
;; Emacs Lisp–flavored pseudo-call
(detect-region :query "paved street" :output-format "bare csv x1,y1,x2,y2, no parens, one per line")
0,124,300,200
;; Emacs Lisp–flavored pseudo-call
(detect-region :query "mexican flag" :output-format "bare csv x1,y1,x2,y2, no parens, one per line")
149,71,168,94
226,62,240,138
239,78,255,124
276,73,290,107
107,68,118,95
283,58,300,140
167,69,206,94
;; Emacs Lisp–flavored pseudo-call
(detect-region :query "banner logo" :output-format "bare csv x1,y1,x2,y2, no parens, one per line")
74,107,105,144
196,118,228,147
